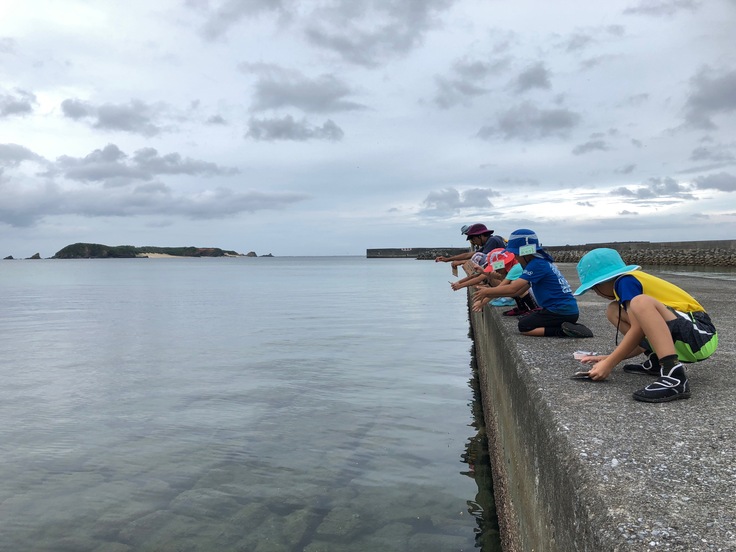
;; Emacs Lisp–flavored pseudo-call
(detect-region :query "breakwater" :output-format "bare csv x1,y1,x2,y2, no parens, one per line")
546,239,736,267
367,247,468,258
468,264,735,551
371,240,736,265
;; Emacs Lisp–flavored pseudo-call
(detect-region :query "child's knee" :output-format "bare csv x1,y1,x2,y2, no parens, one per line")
628,294,671,317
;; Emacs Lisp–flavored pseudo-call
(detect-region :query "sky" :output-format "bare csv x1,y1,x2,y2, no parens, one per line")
1,0,735,257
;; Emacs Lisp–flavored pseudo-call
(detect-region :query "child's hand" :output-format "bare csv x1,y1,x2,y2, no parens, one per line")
473,287,489,299
586,356,615,381
451,281,464,291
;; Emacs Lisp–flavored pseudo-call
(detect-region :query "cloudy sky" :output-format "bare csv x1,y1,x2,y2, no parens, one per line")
1,0,735,257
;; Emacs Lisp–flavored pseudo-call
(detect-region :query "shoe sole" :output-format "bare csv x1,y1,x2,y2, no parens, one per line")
632,391,691,403
622,366,660,376
560,322,594,338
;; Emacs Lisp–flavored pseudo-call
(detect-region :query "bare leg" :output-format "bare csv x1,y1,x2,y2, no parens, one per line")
604,301,646,357
626,295,677,358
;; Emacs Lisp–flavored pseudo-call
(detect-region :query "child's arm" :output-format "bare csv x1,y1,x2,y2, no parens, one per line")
451,272,486,291
585,316,645,380
435,252,472,263
472,279,529,311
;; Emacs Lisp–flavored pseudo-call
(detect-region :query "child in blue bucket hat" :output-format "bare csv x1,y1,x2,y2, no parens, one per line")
472,229,592,338
573,248,718,403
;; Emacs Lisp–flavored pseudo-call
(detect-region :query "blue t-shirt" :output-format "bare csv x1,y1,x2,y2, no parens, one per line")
613,275,643,309
519,256,578,315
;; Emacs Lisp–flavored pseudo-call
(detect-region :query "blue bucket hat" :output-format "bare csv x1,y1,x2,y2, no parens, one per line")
505,229,540,255
573,248,640,296
460,224,470,235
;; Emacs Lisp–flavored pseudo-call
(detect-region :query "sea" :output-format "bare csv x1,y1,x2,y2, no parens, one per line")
0,256,500,552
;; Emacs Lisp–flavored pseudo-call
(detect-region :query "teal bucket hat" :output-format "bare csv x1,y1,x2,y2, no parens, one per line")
574,248,640,296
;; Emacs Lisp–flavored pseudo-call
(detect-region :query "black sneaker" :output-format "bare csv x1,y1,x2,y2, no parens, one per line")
632,364,691,403
623,352,660,375
561,322,594,338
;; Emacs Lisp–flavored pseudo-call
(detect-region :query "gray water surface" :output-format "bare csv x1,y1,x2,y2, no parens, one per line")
0,257,493,551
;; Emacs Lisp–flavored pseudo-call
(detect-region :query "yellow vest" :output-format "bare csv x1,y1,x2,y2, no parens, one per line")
614,271,704,313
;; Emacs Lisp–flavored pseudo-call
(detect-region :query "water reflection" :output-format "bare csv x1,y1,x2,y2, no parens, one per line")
460,346,502,551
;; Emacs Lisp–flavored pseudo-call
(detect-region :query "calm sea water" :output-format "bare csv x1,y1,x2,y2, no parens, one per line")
0,257,500,551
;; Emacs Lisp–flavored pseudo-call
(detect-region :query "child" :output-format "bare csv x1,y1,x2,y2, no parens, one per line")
450,252,492,291
573,248,718,403
482,248,538,314
453,249,537,311
472,229,592,338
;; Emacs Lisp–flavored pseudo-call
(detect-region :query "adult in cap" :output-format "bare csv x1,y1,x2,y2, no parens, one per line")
435,224,506,264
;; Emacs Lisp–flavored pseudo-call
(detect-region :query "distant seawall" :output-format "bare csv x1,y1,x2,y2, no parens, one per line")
366,247,468,259
368,240,736,266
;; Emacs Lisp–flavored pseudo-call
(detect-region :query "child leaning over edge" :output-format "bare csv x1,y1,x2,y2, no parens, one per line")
573,248,718,403
472,229,592,338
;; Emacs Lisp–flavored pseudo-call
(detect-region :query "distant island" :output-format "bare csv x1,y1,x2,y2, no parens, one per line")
49,243,265,259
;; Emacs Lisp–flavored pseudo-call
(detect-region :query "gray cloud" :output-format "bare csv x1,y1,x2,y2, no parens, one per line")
616,164,636,174
421,187,501,215
562,32,596,53
193,0,457,66
432,56,509,109
246,115,344,142
132,147,240,176
684,67,736,129
0,88,37,117
61,98,93,119
206,114,227,125
690,143,735,163
194,0,293,40
54,144,238,185
610,176,695,199
558,25,625,54
577,201,594,207
0,143,47,168
693,172,736,192
0,181,308,227
303,0,457,67
513,62,551,93
572,139,610,155
618,93,650,107
0,143,303,227
241,64,365,114
61,98,165,136
623,0,701,17
478,102,581,140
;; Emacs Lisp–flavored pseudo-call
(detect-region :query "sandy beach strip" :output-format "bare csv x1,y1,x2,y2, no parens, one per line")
135,253,180,258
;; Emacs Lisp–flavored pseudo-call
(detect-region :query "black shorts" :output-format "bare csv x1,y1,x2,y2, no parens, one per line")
663,309,718,362
518,308,579,336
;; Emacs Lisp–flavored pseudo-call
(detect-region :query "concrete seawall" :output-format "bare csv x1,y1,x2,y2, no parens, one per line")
469,264,735,551
546,241,736,267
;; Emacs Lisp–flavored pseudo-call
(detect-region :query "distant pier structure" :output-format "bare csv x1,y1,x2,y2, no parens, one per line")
366,247,469,259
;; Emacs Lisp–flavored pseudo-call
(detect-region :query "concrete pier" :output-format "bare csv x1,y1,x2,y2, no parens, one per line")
469,264,735,551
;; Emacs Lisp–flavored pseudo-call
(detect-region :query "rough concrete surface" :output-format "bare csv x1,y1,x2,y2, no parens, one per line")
470,264,735,552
